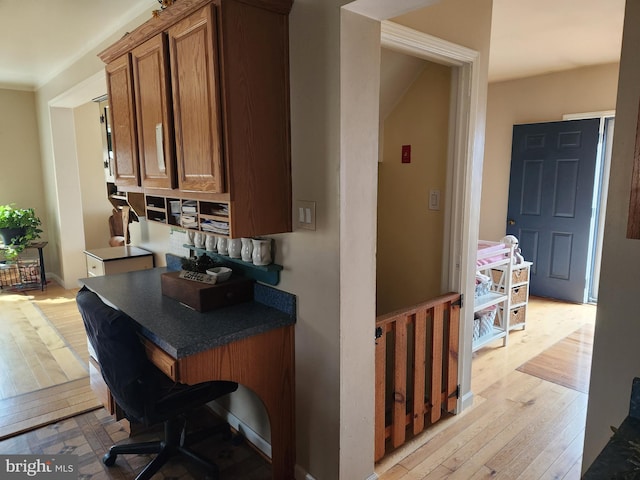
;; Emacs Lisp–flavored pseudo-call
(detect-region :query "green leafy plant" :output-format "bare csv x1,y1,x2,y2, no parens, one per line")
0,204,42,260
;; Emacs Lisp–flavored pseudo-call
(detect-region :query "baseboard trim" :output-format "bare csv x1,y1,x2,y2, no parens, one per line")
207,402,272,458
209,403,323,479
294,464,317,480
292,465,377,479
460,390,474,411
46,273,63,288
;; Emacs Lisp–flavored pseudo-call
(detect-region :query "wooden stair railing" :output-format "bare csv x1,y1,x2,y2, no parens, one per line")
374,292,461,462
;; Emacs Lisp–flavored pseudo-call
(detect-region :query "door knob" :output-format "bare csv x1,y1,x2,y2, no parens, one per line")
508,219,516,225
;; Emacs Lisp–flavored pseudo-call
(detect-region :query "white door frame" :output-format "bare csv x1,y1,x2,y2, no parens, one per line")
380,20,481,410
562,110,615,304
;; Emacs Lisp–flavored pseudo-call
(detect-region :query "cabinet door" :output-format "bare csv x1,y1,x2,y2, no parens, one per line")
168,5,225,194
131,34,176,190
105,54,140,188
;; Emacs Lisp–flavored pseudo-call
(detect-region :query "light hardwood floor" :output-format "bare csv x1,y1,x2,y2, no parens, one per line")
0,283,100,439
0,287,86,399
376,297,597,480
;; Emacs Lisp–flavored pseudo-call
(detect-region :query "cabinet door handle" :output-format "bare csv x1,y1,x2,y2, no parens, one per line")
156,123,166,172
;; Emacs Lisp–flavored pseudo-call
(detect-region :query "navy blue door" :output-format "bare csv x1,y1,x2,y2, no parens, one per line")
507,119,600,303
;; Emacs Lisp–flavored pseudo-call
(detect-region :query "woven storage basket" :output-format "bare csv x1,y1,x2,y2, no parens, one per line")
473,307,496,340
510,286,528,305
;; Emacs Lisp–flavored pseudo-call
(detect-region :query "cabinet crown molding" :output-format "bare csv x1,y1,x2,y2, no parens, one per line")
98,0,293,64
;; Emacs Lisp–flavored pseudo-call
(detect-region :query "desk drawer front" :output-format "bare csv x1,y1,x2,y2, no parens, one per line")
142,338,178,381
86,256,105,277
104,256,154,275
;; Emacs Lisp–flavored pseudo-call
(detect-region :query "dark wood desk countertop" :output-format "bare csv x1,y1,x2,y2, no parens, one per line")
79,267,296,358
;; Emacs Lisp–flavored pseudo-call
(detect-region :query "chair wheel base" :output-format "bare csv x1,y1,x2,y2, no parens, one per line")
103,451,117,467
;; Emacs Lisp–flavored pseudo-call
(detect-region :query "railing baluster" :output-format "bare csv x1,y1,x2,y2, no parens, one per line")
392,315,408,448
375,324,388,462
413,309,427,435
447,300,460,411
430,303,444,423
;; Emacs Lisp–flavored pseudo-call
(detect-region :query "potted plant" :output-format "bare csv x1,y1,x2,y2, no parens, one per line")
0,204,42,260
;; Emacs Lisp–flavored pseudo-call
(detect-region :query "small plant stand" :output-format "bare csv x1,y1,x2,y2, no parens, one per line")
0,241,47,291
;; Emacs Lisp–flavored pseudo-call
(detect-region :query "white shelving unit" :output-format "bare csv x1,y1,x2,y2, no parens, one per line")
472,242,514,352
473,241,534,351
493,260,532,332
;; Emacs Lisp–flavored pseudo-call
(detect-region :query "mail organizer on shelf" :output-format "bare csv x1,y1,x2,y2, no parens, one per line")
160,271,253,312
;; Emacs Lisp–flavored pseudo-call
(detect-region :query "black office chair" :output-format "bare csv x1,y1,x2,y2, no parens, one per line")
76,286,238,480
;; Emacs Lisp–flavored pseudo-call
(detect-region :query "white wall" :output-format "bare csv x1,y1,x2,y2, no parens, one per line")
0,88,47,245
73,101,113,250
583,0,640,471
48,107,87,286
377,62,451,315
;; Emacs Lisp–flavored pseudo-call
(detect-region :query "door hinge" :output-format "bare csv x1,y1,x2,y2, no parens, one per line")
99,114,105,124
375,326,383,344
448,384,460,399
453,294,463,308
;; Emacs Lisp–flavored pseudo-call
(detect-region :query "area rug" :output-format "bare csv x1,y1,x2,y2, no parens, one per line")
516,323,594,393
0,407,272,479
0,293,101,439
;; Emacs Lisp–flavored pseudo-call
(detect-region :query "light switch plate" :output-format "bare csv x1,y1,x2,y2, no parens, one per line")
296,200,316,230
429,189,441,211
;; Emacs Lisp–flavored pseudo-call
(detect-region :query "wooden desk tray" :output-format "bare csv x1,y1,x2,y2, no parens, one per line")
160,271,254,312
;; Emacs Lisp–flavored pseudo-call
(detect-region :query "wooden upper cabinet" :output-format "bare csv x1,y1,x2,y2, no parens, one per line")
131,34,176,190
105,55,139,189
99,0,293,237
168,5,224,194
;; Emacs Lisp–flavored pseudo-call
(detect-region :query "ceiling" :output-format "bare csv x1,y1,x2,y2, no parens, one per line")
0,0,626,90
0,0,158,90
489,0,625,82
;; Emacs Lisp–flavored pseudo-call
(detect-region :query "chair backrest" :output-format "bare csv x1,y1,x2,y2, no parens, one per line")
76,286,153,422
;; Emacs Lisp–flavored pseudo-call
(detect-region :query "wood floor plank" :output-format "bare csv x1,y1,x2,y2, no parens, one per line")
400,397,518,477
397,371,545,473
49,345,88,380
421,464,456,480
517,324,593,393
488,391,587,478
0,380,94,413
563,458,583,480
467,465,501,480
0,288,99,439
440,382,572,477
378,464,412,480
0,292,89,399
0,378,101,440
514,400,588,480
538,428,585,480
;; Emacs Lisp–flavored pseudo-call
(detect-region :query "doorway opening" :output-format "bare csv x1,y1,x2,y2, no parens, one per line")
563,112,615,304
373,20,482,421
